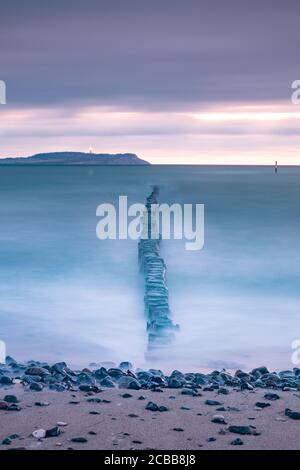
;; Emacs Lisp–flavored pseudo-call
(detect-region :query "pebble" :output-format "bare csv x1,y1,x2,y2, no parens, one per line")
30,382,44,392
173,428,184,432
46,427,61,438
255,402,271,409
57,421,68,426
121,393,132,398
211,414,227,424
230,438,244,446
32,429,46,439
71,437,88,443
264,393,280,401
35,401,50,407
4,395,19,403
228,425,254,435
205,399,222,406
285,408,300,420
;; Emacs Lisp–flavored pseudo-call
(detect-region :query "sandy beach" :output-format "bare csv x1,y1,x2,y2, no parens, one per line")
1,384,300,450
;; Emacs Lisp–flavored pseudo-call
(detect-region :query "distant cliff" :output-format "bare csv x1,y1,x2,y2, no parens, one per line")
0,152,150,165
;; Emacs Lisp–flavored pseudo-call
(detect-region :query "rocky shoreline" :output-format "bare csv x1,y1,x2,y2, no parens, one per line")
1,357,300,450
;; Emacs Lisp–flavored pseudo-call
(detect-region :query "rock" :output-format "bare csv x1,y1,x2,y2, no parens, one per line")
2,438,12,445
71,437,87,443
87,397,102,403
107,368,125,380
138,396,146,400
79,385,100,393
4,395,19,403
46,426,61,438
32,429,46,439
7,404,21,411
218,387,229,395
118,376,141,390
34,401,50,407
207,437,216,442
0,376,13,385
205,399,222,406
25,367,50,376
128,413,138,418
121,393,132,398
173,428,184,432
145,401,159,411
57,421,68,427
181,388,198,396
255,402,271,409
228,425,254,435
230,438,244,446
0,401,8,410
285,408,300,420
167,378,183,388
251,366,269,376
100,376,115,388
264,393,280,401
29,382,44,391
212,415,227,424
5,356,18,367
158,405,168,412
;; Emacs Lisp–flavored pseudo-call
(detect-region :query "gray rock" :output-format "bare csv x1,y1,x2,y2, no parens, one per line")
119,362,133,371
45,426,61,438
264,393,280,401
29,382,44,392
3,395,19,403
118,376,141,390
230,438,244,446
212,414,227,424
146,401,159,411
0,376,13,385
255,402,271,409
285,408,300,420
205,399,222,406
228,425,254,435
25,367,50,376
71,437,88,443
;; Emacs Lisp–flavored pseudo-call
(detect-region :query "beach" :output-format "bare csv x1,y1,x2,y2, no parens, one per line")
1,360,300,450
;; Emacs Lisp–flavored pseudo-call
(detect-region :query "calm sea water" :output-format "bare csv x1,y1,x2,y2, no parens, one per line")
0,165,299,371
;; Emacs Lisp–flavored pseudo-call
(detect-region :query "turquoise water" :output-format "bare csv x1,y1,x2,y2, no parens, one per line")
0,165,299,371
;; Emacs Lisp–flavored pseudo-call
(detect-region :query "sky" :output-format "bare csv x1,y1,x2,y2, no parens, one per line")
0,0,300,164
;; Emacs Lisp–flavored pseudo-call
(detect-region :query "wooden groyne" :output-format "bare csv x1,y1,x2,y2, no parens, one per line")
138,186,179,350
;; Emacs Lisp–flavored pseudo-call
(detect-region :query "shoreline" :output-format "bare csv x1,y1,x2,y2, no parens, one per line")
1,358,300,450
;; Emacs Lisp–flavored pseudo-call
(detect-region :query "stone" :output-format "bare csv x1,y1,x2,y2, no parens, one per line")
57,421,68,426
7,404,21,411
79,384,100,393
121,393,132,398
205,399,222,406
264,393,280,401
35,401,50,407
212,414,227,424
145,401,159,411
107,368,125,379
118,376,141,390
251,366,269,376
181,388,198,396
0,376,13,385
230,438,244,446
4,395,19,403
0,401,8,410
285,408,300,420
30,382,44,391
173,428,184,432
218,387,229,395
158,405,168,412
71,437,87,443
2,438,12,445
32,429,46,439
25,367,50,376
255,402,271,409
228,425,254,435
46,426,61,438
100,376,115,388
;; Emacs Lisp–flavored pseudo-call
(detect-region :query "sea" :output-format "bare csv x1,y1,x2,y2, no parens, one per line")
0,165,299,372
